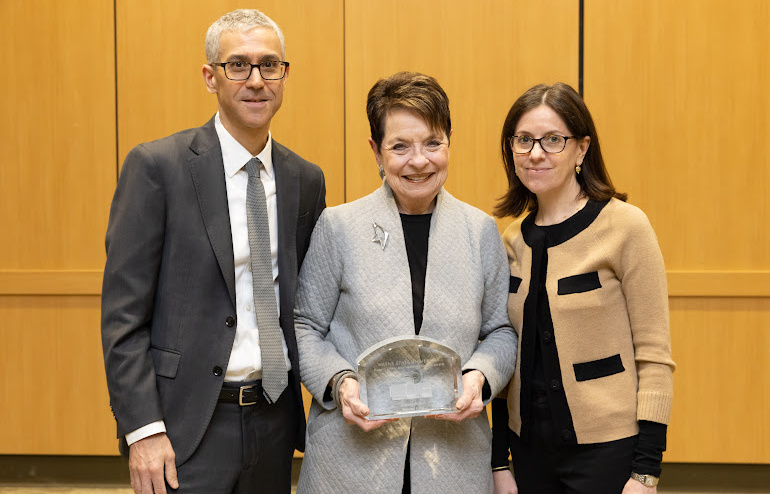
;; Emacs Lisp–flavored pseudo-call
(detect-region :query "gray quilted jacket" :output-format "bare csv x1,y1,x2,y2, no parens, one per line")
294,184,517,493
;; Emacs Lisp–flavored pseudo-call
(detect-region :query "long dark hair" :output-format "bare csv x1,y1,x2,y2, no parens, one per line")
494,82,626,218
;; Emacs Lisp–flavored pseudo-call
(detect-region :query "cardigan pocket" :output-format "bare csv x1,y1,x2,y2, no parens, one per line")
509,276,522,293
558,271,601,295
573,354,624,382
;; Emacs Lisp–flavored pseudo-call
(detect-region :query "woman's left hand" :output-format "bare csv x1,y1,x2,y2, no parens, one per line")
430,370,485,422
621,477,657,494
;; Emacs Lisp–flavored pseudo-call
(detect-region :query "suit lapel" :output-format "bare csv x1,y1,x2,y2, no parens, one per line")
272,141,299,316
187,118,236,307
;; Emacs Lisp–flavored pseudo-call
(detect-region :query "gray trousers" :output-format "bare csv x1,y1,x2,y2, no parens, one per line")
169,383,298,494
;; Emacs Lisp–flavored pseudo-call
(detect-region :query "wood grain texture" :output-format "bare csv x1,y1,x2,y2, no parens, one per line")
344,0,580,230
0,296,116,455
116,0,345,205
584,0,770,271
584,0,770,463
0,0,115,270
667,297,770,463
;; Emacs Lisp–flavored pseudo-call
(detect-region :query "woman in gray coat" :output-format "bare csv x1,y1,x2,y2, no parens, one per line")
294,72,518,494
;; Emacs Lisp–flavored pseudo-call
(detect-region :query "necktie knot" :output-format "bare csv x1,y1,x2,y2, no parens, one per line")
245,157,262,178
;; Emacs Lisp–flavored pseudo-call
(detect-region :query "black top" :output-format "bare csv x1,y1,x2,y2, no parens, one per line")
400,213,432,333
491,201,666,476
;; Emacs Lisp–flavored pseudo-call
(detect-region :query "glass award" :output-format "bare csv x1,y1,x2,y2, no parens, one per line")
356,335,463,420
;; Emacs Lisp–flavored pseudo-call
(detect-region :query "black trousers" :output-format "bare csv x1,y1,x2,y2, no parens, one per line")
168,382,299,494
510,394,636,494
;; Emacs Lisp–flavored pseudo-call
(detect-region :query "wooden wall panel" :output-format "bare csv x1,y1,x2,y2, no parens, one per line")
116,0,346,206
344,0,580,230
0,296,116,455
585,0,770,463
0,0,115,271
0,0,116,454
584,0,770,271
668,298,770,463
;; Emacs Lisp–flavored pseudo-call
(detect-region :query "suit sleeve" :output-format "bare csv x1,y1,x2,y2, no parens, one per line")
101,144,166,437
294,210,353,409
462,216,518,402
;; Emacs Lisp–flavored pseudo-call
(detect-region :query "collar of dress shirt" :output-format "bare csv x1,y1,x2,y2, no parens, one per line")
214,112,275,179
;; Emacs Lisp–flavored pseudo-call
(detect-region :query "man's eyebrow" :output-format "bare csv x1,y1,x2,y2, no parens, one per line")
224,54,250,62
224,54,282,63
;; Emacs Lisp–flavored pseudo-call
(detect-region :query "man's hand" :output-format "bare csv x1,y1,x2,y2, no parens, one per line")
128,432,178,494
430,370,485,422
338,377,395,431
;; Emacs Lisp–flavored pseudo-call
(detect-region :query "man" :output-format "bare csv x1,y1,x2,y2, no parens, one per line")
101,9,325,494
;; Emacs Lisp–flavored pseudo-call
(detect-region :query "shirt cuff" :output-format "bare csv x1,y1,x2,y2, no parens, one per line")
125,421,167,446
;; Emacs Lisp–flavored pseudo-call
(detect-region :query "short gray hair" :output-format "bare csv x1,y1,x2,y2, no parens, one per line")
205,9,286,63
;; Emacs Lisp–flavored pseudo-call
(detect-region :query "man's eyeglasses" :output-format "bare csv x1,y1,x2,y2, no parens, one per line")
212,60,289,81
509,134,577,154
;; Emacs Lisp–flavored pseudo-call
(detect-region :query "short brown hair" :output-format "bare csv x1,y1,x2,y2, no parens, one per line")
366,72,451,150
494,82,626,218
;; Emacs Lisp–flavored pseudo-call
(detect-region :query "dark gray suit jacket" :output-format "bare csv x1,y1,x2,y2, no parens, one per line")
101,117,325,465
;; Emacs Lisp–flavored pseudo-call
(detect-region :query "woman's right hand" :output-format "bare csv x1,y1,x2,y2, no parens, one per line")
493,469,518,494
338,377,395,431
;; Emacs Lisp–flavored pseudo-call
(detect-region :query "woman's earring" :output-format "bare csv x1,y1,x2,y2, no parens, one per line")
575,164,582,174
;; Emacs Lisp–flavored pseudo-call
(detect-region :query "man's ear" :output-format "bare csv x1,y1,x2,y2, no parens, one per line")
202,64,218,94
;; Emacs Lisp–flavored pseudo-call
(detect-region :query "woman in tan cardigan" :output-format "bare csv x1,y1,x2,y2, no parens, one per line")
491,83,675,494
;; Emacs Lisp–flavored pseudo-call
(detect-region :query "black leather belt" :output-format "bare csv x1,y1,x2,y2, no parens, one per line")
219,382,263,406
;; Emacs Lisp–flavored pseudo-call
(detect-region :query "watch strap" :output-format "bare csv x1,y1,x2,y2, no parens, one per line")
631,472,659,487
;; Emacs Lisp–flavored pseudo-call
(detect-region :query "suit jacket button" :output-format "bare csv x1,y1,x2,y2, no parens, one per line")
550,379,560,391
543,331,552,344
213,366,223,376
561,429,572,441
225,316,235,327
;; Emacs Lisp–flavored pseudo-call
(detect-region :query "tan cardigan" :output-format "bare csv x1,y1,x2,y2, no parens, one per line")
503,198,675,444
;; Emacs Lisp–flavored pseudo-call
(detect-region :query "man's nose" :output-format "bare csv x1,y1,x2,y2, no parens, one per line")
244,67,266,88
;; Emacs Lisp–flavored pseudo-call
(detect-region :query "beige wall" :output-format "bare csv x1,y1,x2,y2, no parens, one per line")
1,0,767,463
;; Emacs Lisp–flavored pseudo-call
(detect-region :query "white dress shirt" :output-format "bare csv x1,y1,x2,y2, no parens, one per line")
126,114,290,446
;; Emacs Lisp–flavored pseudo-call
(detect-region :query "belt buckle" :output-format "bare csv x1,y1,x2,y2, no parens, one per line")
239,385,258,406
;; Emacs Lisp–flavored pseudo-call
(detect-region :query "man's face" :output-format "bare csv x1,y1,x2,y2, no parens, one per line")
203,27,288,140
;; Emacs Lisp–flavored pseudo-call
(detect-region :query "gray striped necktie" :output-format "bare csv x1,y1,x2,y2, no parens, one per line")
245,157,287,403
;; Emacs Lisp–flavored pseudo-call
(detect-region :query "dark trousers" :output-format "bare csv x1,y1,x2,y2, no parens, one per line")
510,394,636,494
169,383,298,494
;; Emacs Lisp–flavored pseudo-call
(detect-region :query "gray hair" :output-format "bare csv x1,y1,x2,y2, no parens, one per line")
205,9,286,63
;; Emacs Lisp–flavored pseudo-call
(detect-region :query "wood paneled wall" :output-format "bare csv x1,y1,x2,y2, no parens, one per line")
585,0,770,463
1,0,768,465
0,0,116,454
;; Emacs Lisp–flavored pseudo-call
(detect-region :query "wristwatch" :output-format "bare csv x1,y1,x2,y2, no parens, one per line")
630,472,659,487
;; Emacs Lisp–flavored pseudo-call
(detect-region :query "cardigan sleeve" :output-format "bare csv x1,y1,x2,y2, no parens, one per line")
294,210,354,409
616,206,675,424
462,216,518,401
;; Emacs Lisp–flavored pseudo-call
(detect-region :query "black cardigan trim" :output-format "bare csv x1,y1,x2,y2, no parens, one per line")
521,199,609,248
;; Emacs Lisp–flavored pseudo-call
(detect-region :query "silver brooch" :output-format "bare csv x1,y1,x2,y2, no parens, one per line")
371,222,389,250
